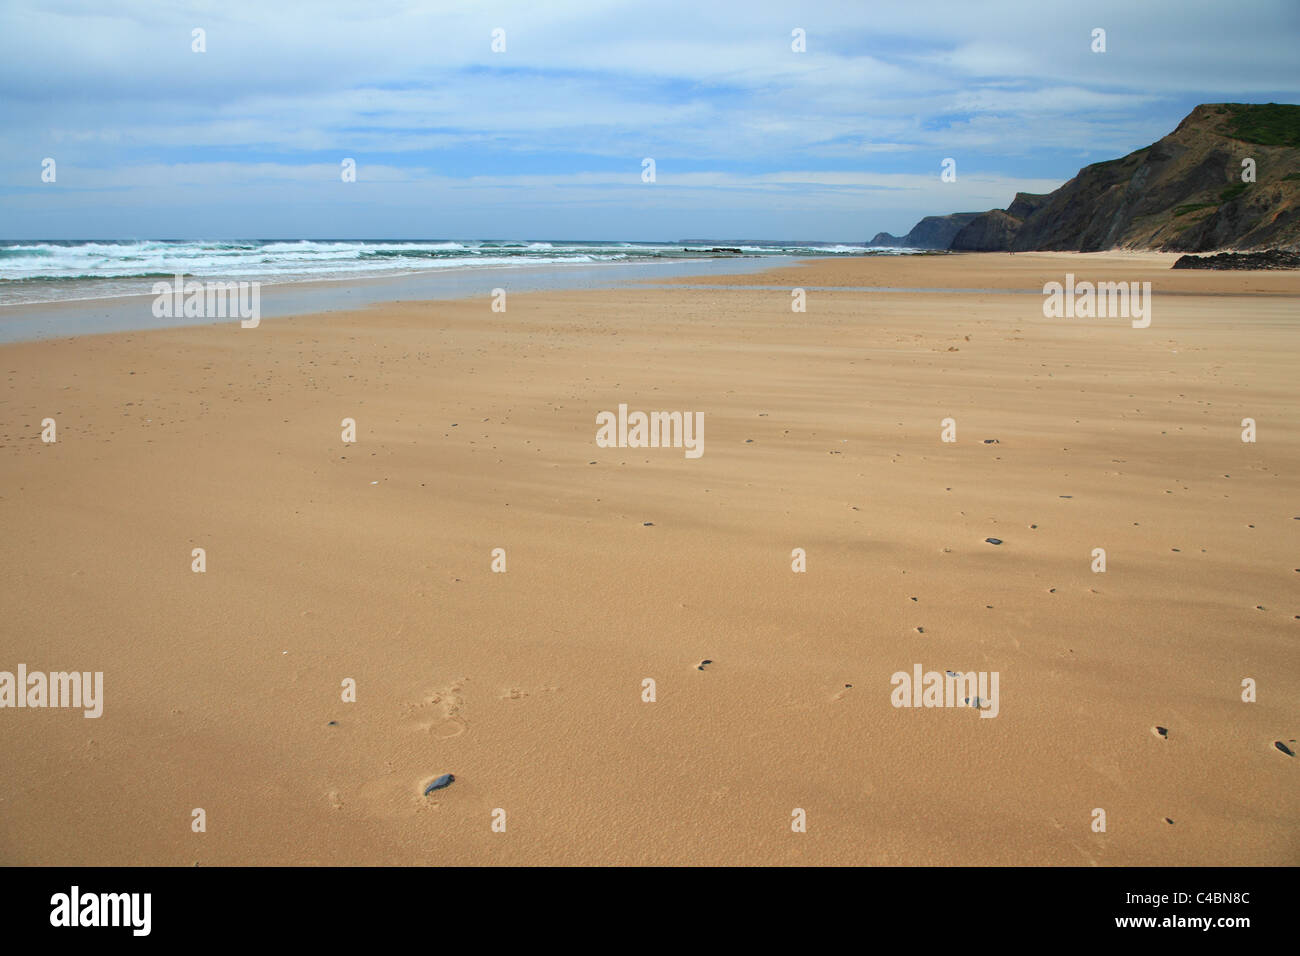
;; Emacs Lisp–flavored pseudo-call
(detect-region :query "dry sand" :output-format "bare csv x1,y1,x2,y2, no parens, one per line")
0,252,1296,865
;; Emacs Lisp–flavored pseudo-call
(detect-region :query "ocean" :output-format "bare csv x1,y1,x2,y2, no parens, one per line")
0,239,919,307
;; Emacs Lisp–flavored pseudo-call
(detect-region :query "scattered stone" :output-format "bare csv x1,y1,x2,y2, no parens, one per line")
1275,741,1295,757
1154,726,1168,739
697,659,712,670
642,522,654,526
914,626,925,634
982,439,999,444
423,773,455,795
1164,817,1175,825
985,537,1002,545
1059,495,1072,499
326,720,338,727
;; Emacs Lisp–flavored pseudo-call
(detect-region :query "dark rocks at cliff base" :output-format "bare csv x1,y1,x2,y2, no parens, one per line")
1172,250,1300,270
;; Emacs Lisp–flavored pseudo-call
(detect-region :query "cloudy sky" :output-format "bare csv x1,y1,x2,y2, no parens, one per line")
2,0,1297,240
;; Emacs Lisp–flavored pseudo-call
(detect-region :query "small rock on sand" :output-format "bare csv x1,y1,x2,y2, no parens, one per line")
423,774,455,795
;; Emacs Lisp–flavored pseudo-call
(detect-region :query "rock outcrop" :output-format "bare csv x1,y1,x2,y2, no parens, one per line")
870,212,982,249
877,103,1300,253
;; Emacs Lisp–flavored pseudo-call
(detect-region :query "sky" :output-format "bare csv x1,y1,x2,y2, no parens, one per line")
1,0,1297,241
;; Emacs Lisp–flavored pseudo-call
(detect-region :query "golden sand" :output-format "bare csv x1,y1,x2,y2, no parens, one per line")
1,252,1296,865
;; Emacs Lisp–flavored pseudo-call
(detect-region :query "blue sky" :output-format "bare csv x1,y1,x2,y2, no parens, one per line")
1,0,1297,240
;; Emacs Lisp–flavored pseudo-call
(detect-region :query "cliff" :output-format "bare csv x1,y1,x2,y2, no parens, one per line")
885,104,1300,253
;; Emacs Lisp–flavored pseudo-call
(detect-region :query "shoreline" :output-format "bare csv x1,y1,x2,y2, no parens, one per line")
6,250,1300,347
0,254,797,345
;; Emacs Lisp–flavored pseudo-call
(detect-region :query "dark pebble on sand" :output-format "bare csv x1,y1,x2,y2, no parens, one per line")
1155,726,1168,738
643,522,653,526
697,659,712,670
1276,741,1295,757
423,773,455,795
985,538,1002,545
983,439,999,444
326,720,338,726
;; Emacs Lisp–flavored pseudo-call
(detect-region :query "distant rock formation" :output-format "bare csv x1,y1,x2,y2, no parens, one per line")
870,212,982,249
880,103,1300,253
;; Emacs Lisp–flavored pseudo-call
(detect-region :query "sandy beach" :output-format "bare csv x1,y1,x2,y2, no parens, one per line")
0,251,1296,866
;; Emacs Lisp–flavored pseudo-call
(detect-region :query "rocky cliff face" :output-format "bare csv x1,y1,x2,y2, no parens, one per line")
890,104,1300,253
871,212,982,248
949,210,1023,251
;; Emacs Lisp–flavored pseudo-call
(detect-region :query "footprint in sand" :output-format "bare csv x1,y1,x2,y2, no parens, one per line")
405,680,468,739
